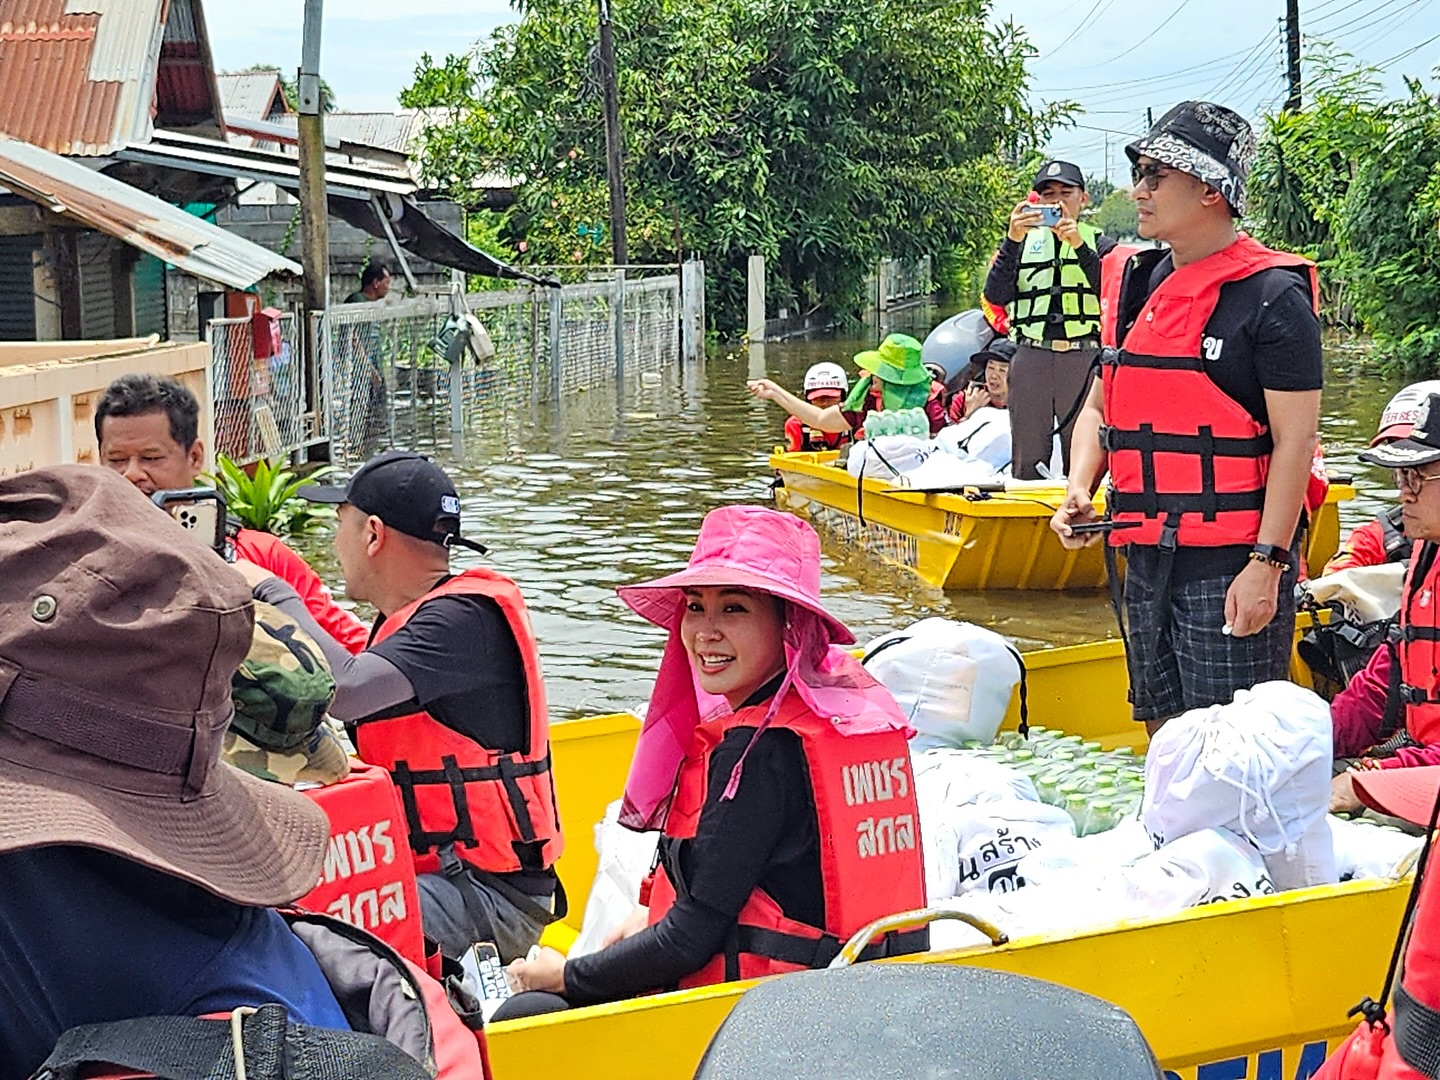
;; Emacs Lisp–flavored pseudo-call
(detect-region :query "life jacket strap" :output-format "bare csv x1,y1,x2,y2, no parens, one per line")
727,924,931,973
1394,983,1440,1076
391,752,553,855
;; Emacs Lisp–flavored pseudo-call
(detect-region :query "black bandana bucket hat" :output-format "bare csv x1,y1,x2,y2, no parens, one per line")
1125,100,1257,216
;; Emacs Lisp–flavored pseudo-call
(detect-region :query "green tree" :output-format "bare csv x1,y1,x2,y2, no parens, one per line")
1085,173,1116,206
1092,189,1138,238
402,0,1067,328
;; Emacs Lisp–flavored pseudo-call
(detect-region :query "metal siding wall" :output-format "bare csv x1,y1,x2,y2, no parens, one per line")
77,233,117,340
0,235,39,340
132,254,167,338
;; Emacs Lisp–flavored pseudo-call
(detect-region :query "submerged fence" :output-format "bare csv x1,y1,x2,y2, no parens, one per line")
208,263,703,467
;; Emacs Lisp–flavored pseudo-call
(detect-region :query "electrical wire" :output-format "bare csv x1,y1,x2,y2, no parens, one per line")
1046,0,1122,57
1034,42,1262,94
1375,30,1440,69
1077,0,1198,69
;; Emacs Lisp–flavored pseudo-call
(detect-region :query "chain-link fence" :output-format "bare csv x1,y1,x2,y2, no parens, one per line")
318,267,697,467
208,313,310,464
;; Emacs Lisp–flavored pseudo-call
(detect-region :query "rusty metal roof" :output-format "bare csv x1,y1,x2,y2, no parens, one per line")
0,0,221,155
0,134,300,287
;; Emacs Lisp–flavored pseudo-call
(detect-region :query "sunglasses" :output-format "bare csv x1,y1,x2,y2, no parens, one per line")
1130,161,1175,191
1394,467,1440,496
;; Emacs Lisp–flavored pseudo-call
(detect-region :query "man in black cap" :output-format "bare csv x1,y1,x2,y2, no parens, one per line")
1330,393,1440,815
1051,101,1323,737
985,159,1117,479
236,450,565,963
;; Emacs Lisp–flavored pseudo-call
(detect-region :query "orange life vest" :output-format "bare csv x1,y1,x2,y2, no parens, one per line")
297,761,427,968
1100,235,1318,548
356,569,563,877
1398,544,1440,748
1098,244,1143,348
646,691,928,988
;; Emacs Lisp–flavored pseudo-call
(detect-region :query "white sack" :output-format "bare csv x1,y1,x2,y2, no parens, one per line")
1117,828,1274,914
862,619,1022,748
935,406,1013,472
1300,562,1405,624
895,452,1002,492
1329,814,1424,880
951,798,1075,898
1141,681,1336,890
845,435,935,480
569,799,660,959
1014,817,1153,889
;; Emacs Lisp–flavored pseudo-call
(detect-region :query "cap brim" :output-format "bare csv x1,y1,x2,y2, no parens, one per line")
296,483,348,504
1371,424,1414,447
975,350,1011,365
0,753,330,907
618,565,854,646
1354,766,1440,827
1359,438,1440,469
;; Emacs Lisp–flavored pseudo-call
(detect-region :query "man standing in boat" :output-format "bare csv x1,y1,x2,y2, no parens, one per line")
985,160,1116,480
1050,101,1323,735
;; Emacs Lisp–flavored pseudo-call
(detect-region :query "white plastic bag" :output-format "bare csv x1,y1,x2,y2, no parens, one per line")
862,618,1022,748
1014,817,1153,889
1300,562,1405,624
1329,814,1423,880
895,452,1001,492
950,798,1075,897
1118,828,1274,914
846,435,935,480
1141,681,1336,890
913,751,1039,902
936,406,1012,472
568,800,660,959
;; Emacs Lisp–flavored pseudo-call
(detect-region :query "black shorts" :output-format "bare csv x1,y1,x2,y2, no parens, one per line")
1121,546,1297,722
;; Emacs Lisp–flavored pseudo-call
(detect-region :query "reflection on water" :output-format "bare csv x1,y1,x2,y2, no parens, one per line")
294,308,1409,720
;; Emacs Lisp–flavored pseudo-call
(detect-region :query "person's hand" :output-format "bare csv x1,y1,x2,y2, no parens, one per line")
747,378,786,404
600,906,649,948
232,559,276,590
1008,200,1044,242
1224,558,1283,638
1051,488,1101,548
1331,770,1365,814
506,945,567,995
1054,215,1084,249
963,384,991,418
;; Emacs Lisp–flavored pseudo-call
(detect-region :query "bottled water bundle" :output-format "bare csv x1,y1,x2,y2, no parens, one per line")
864,408,931,440
954,727,1146,837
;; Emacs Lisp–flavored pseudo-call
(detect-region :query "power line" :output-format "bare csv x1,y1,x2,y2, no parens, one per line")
1046,0,1122,57
1034,43,1262,94
1078,0,1197,69
1375,30,1440,69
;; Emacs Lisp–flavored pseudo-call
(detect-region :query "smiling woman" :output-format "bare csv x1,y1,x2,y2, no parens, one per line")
502,505,928,1011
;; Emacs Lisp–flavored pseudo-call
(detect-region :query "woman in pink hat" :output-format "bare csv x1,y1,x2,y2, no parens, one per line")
508,505,927,1005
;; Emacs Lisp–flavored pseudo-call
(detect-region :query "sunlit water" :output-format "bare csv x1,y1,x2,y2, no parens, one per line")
294,307,1408,720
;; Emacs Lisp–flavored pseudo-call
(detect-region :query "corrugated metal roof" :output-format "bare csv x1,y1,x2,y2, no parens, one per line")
0,0,218,155
0,133,300,287
217,71,287,121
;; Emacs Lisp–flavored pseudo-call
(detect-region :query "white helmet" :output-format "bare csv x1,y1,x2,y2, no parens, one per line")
803,362,849,398
1375,381,1440,446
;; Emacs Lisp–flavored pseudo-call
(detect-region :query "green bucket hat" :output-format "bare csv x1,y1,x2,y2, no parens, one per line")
853,334,929,386
231,601,338,753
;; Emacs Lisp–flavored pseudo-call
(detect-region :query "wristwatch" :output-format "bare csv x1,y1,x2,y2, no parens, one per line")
1249,543,1294,570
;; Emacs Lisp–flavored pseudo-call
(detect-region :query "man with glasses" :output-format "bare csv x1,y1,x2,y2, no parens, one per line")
1331,394,1440,818
984,160,1118,479
1050,101,1323,737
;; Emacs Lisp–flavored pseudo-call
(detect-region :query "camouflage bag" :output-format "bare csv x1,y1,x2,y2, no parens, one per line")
227,601,349,786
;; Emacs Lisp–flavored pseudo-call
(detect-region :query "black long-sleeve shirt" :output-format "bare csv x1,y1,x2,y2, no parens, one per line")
563,690,822,1007
984,230,1116,342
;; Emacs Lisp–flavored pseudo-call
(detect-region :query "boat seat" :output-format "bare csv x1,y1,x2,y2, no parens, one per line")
692,963,1164,1080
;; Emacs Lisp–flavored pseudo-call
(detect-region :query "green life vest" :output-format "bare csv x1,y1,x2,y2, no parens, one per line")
1010,222,1102,344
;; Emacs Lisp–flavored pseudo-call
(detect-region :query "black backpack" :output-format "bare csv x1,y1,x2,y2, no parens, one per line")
31,1004,432,1080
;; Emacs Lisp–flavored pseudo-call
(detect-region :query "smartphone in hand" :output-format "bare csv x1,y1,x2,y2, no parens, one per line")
1035,204,1063,227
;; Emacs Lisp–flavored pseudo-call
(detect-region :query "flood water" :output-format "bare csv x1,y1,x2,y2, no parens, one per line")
294,307,1408,720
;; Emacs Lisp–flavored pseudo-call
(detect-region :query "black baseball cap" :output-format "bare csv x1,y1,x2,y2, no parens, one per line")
973,339,1017,366
1032,160,1086,192
298,450,488,553
1361,393,1440,470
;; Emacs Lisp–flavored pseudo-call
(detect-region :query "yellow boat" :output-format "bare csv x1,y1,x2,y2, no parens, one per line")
493,630,1395,1079
770,449,1355,591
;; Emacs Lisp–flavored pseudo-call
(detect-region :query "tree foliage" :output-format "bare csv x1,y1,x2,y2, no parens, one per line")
1250,48,1440,369
241,64,337,113
1093,190,1138,239
402,0,1067,328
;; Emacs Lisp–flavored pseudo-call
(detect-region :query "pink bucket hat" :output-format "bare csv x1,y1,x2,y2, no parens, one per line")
617,505,908,831
618,504,853,643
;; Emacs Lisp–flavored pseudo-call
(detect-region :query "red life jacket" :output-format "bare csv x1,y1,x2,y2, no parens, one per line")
1098,244,1143,348
646,692,928,989
1313,796,1440,1079
784,414,851,453
296,761,427,968
1100,235,1318,548
1397,544,1440,748
356,569,563,877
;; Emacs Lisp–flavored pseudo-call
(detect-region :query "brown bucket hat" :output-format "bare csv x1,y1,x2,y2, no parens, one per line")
0,466,329,907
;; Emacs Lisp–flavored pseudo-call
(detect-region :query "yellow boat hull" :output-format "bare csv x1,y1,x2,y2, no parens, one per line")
522,625,1376,1079
771,450,1354,591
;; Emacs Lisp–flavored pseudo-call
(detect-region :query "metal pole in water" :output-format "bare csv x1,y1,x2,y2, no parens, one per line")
613,268,626,385
298,0,329,444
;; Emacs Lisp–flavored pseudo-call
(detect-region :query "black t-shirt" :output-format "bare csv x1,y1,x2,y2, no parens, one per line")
366,593,530,755
563,686,823,1007
1116,248,1323,582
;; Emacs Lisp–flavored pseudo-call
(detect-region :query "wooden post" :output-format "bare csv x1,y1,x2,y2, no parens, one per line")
598,0,629,265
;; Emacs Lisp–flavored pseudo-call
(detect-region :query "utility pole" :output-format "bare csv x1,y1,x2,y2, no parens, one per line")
597,0,628,265
1145,107,1153,130
298,0,329,429
1104,133,1111,189
1284,0,1302,112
